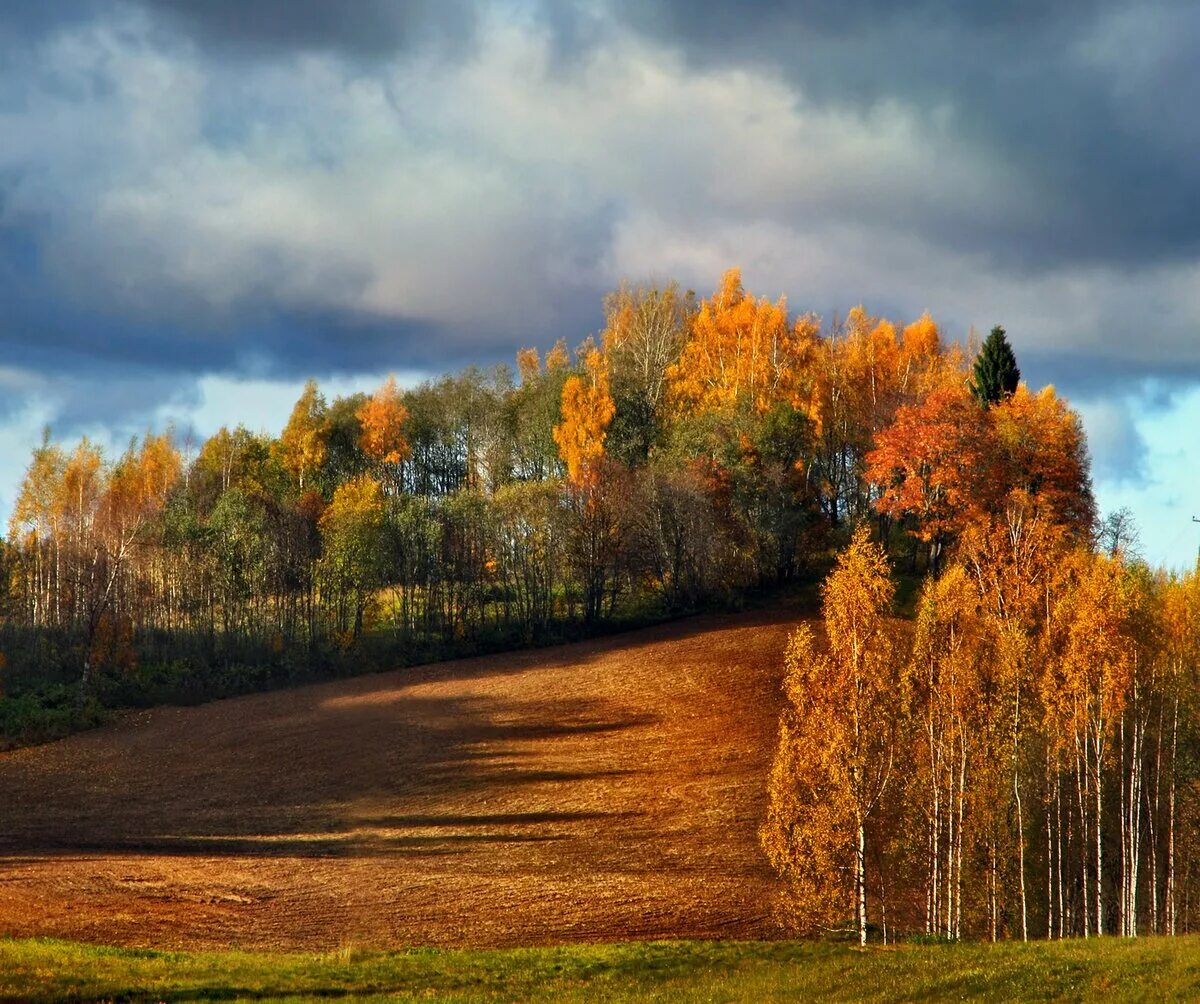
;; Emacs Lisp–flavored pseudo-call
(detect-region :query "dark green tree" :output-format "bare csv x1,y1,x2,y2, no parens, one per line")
970,325,1021,406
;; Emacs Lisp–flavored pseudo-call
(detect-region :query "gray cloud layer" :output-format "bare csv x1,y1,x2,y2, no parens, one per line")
0,0,1198,440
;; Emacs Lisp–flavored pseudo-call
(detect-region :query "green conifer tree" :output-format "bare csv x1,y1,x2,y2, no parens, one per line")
970,325,1021,406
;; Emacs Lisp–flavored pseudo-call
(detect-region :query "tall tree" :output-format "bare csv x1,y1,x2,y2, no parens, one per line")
279,379,328,492
668,268,819,417
357,375,411,491
553,346,616,486
970,325,1021,406
867,385,995,570
762,526,900,945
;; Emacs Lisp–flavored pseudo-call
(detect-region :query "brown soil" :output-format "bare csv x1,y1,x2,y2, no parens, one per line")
0,606,799,950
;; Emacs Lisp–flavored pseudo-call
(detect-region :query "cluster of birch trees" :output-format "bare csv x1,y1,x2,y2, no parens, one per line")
764,472,1200,946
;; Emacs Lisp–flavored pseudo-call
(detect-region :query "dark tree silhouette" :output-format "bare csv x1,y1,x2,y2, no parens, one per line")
970,325,1021,406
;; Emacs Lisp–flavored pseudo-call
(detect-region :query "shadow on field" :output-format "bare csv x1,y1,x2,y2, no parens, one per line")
0,601,795,948
0,672,657,858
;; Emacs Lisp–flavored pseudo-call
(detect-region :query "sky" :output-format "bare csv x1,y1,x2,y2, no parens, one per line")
1,1,1199,566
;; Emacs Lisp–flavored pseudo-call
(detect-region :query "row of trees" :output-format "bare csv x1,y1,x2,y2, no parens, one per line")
763,337,1196,942
3,271,1092,711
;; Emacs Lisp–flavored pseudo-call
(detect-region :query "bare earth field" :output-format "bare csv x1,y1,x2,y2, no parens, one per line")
0,607,797,951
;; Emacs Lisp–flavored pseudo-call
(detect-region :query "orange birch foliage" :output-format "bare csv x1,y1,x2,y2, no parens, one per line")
991,384,1095,535
668,268,819,416
762,526,899,943
907,563,990,938
901,312,970,397
841,307,909,437
103,433,182,547
903,312,942,360
1049,549,1137,935
357,375,411,466
553,347,615,486
867,385,995,556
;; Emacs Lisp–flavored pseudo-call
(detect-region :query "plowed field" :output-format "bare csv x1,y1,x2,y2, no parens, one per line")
0,607,799,950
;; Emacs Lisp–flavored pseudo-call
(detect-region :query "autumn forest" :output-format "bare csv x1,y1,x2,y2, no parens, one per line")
5,268,1199,948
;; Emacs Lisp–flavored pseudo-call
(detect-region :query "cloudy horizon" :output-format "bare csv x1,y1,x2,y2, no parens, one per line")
2,1,1199,564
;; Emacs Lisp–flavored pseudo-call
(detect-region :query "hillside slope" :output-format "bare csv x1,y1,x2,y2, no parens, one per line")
0,606,797,950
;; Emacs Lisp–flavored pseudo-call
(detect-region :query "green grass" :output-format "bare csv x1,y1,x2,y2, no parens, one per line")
2,936,1199,1003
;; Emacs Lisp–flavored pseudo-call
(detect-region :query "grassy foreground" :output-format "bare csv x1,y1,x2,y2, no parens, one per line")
2,936,1200,1003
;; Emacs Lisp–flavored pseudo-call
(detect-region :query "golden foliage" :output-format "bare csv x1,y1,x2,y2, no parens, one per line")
762,526,898,938
516,347,541,384
279,379,327,489
553,347,616,486
668,268,819,416
357,375,411,466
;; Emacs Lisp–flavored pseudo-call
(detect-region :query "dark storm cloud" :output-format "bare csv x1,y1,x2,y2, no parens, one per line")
0,0,481,58
1,0,1198,443
137,0,481,58
606,0,1200,270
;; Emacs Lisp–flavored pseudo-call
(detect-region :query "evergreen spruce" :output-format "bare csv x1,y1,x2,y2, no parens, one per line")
970,325,1021,406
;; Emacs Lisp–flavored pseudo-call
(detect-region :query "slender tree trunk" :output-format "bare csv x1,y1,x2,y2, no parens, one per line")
857,814,868,946
1056,774,1065,939
1076,737,1091,938
1015,765,1028,940
1046,761,1055,939
1120,717,1128,936
1151,699,1163,933
1168,696,1179,936
955,741,966,940
1012,677,1028,941
1095,727,1104,937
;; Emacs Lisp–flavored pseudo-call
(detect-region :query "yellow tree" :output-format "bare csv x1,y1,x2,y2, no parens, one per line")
279,379,328,491
318,474,387,640
1053,550,1136,936
960,496,1066,939
668,268,819,416
907,563,988,939
1158,569,1200,934
991,384,1095,537
553,346,615,486
762,526,899,944
81,433,181,695
357,375,411,492
8,434,66,626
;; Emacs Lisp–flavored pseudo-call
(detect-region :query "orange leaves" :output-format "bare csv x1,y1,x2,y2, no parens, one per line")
545,338,570,373
762,525,899,935
1040,549,1139,757
133,433,181,509
903,311,942,360
108,433,181,525
821,524,896,672
553,347,616,486
869,377,1094,557
357,375,411,466
991,384,1094,534
9,437,66,539
866,384,995,546
668,268,819,417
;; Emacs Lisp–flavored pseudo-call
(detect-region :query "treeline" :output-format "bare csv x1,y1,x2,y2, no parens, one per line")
2,269,1091,737
763,385,1199,944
